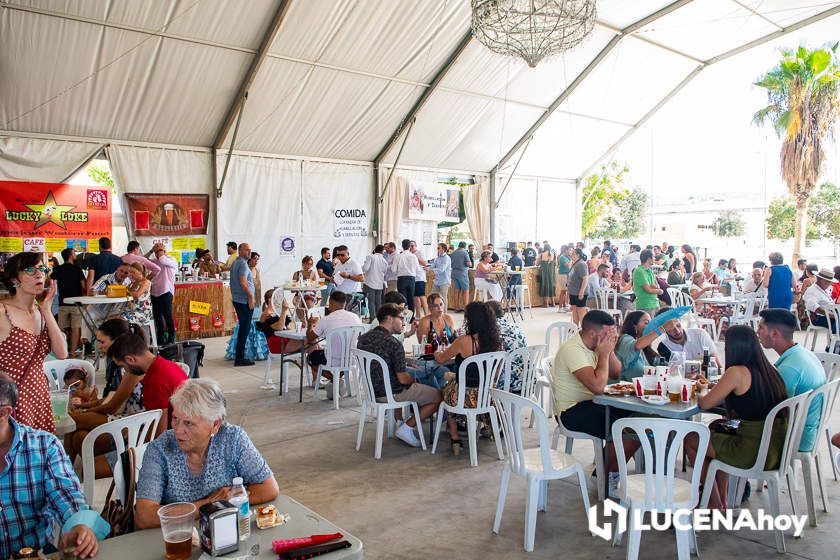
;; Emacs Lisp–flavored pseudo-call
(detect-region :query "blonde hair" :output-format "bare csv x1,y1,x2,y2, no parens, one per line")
169,379,226,423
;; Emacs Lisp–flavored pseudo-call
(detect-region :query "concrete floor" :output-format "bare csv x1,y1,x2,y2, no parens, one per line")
184,306,838,559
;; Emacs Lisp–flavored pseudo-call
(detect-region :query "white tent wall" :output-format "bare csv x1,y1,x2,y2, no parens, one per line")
0,136,103,182
495,176,577,247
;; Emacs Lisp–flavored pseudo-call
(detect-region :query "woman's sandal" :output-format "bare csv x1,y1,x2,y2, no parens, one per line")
451,439,463,456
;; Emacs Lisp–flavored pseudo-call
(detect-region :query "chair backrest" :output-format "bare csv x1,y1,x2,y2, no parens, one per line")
814,352,840,381
673,291,694,309
796,379,840,454
352,349,395,406
323,325,365,370
453,352,506,409
613,418,709,509
500,345,546,395
594,287,617,310
666,287,682,307
43,358,96,389
733,294,757,321
749,392,811,475
825,304,840,336
544,321,578,356
271,288,287,318
81,409,162,504
491,389,553,476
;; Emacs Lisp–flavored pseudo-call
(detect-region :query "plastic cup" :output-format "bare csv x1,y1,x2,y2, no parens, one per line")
50,390,69,423
158,502,196,560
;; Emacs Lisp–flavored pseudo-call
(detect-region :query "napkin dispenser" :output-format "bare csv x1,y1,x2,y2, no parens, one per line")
199,500,239,557
105,284,128,298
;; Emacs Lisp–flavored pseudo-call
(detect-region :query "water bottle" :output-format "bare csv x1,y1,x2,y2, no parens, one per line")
230,477,250,540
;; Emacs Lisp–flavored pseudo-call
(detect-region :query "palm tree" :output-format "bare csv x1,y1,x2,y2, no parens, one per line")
753,43,840,264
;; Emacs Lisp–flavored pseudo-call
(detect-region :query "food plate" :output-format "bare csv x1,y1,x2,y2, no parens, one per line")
604,382,635,396
640,395,669,405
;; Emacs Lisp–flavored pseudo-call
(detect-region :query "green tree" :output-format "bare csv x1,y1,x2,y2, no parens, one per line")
766,196,797,239
712,210,745,237
753,43,840,263
765,182,836,240
86,161,116,193
581,161,629,238
617,187,648,239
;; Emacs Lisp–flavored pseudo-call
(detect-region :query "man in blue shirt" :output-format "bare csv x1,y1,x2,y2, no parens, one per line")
0,374,107,558
229,242,255,366
757,309,826,452
449,242,472,312
84,236,122,295
429,243,451,310
316,247,335,308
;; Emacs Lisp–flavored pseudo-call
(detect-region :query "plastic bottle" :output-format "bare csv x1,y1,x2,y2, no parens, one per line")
230,477,250,540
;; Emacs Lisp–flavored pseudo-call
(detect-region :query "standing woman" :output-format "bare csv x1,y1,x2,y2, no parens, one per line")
0,252,67,433
292,255,320,323
681,244,697,276
764,251,794,310
566,248,589,326
538,242,557,307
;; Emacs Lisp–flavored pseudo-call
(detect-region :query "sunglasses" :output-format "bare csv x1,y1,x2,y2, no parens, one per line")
22,265,50,275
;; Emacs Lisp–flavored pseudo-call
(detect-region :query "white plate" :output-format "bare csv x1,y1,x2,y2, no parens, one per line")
640,395,669,406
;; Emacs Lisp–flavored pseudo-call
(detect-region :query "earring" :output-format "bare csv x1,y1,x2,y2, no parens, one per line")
11,281,19,288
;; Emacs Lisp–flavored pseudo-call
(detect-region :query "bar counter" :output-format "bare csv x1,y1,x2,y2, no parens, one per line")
173,279,235,341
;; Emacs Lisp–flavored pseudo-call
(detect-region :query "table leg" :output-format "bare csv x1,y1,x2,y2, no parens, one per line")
603,404,611,499
299,345,306,403
278,350,287,398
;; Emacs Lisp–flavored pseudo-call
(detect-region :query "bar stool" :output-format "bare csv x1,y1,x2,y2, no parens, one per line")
514,284,533,317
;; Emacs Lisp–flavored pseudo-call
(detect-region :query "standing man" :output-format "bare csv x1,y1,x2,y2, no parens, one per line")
383,242,398,293
121,240,161,278
51,247,86,356
333,245,365,312
390,239,420,313
523,241,537,267
147,243,178,345
222,241,238,271
449,241,471,313
632,249,661,316
757,309,826,453
230,243,255,366
430,243,452,311
316,247,336,308
85,237,122,295
362,245,388,321
602,240,618,269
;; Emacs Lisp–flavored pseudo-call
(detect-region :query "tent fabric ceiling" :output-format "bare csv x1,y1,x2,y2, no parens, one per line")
2,0,840,178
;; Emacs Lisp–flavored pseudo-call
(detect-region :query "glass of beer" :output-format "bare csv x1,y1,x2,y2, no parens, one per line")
667,380,682,403
158,502,196,560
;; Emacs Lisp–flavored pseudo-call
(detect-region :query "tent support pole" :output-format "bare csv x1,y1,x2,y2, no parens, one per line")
215,92,247,198
494,136,532,208
375,117,416,239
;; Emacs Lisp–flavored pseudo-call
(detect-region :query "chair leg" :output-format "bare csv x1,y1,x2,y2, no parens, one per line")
411,402,427,450
801,456,817,527
815,453,830,513
766,478,786,553
313,367,323,399
592,438,605,503
786,472,798,519
538,480,548,512
493,465,511,534
374,409,385,460
575,466,591,518
524,477,539,552
627,504,642,560
489,409,504,461
355,402,367,451
430,404,445,454
675,524,691,560
466,414,479,467
700,465,718,508
827,428,839,481
333,373,340,410
551,426,561,450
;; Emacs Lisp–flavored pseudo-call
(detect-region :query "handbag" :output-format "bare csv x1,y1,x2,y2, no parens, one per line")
101,447,137,537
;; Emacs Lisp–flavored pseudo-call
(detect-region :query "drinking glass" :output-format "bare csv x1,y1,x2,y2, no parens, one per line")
158,502,196,560
50,390,69,423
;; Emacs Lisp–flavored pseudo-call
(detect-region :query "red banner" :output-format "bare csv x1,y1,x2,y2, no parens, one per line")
124,193,209,236
0,181,112,239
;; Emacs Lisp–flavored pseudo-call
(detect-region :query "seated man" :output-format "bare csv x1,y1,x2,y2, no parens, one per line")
804,268,838,331
306,291,362,383
757,309,826,452
357,304,442,447
0,374,107,558
369,291,418,343
655,307,722,366
552,310,637,497
83,262,133,342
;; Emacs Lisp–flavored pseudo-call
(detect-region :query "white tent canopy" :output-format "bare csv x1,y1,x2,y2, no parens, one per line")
3,0,840,287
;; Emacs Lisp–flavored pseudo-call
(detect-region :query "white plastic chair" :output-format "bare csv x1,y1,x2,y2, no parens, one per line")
666,287,682,307
431,352,506,467
612,418,710,560
544,321,577,357
595,287,623,325
700,392,811,553
677,291,719,341
815,352,840,481
352,349,427,459
551,415,606,502
43,358,96,388
794,379,840,527
803,311,831,351
313,325,365,410
824,304,840,352
499,345,546,428
490,389,591,552
719,294,757,331
80,409,162,504
264,333,310,393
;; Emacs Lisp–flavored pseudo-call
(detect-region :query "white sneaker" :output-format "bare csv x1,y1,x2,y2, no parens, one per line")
608,472,621,500
395,423,421,448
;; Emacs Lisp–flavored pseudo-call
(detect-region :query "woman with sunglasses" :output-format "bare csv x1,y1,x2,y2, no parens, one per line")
0,252,68,433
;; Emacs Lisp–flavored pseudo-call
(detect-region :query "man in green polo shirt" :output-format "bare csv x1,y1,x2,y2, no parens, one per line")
632,249,661,316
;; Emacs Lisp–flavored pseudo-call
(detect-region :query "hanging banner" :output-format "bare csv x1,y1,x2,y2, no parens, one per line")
407,181,460,222
279,235,296,258
0,181,112,243
124,193,209,236
333,208,368,238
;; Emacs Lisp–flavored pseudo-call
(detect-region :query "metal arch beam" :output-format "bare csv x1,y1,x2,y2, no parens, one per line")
373,30,473,165
213,0,293,149
490,0,695,175
576,2,840,183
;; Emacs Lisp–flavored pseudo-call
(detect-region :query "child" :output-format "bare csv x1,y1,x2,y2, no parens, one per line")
63,368,98,408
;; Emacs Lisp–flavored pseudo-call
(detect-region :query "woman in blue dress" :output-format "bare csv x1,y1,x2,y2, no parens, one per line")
763,251,794,310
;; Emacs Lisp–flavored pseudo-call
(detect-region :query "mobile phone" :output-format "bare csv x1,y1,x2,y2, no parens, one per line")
719,419,740,434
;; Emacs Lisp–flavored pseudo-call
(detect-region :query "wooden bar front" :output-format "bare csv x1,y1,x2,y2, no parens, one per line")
425,266,551,309
173,280,235,341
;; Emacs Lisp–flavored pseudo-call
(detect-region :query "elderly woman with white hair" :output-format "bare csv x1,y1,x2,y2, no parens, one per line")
134,379,279,528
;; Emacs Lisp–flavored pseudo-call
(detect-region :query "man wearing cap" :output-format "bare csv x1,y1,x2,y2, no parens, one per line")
222,241,238,271
804,268,838,331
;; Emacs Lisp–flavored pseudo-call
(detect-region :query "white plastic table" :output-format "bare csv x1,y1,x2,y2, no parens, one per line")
696,296,738,306
63,296,132,336
96,495,363,559
275,330,308,402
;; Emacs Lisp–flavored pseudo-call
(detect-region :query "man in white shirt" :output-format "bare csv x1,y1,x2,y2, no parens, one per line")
741,268,767,296
306,291,362,382
389,239,420,313
409,241,429,318
333,245,364,296
585,263,610,308
429,243,452,311
619,245,641,273
804,268,838,329
362,245,389,320
383,242,398,293
655,309,721,366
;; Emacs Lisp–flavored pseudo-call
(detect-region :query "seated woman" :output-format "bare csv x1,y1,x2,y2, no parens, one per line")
486,301,528,392
291,255,320,323
410,293,456,389
135,379,279,528
686,325,788,510
120,262,152,326
614,311,660,381
701,258,719,285
255,289,309,356
667,259,686,286
432,301,503,452
690,271,731,339
689,271,714,301
474,251,503,301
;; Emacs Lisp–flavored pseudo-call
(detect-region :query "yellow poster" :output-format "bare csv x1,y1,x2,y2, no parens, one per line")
45,238,67,252
0,237,23,252
88,238,100,252
172,237,190,251
189,301,211,315
189,237,206,250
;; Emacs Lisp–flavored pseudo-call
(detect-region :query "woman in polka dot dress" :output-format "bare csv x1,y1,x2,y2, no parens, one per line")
0,252,68,433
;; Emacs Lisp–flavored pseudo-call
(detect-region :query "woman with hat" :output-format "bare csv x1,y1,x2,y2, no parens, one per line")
803,268,839,332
